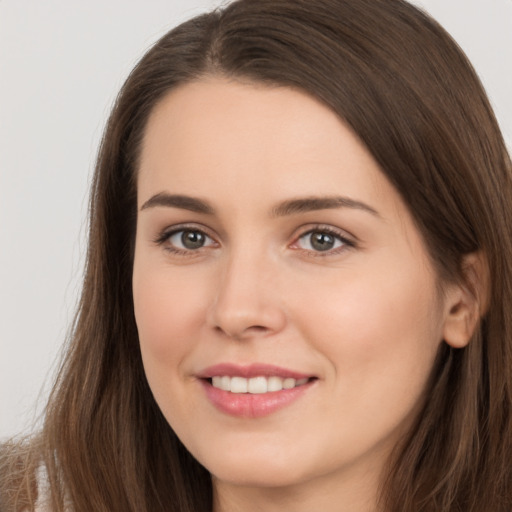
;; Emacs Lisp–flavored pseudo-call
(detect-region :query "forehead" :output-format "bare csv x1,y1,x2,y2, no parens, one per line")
137,78,392,210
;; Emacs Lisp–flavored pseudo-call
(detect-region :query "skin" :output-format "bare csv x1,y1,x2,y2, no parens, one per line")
132,78,469,512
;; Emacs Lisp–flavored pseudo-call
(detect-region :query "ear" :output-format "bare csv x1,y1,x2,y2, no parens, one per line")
442,251,489,349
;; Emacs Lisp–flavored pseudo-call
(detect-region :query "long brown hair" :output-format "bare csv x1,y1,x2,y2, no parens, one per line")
2,0,511,510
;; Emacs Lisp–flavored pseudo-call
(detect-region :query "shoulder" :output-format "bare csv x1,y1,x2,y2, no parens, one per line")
0,438,42,512
34,463,50,512
1,438,73,512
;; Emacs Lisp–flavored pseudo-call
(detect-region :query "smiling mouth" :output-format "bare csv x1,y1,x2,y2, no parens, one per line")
208,375,314,394
200,368,317,417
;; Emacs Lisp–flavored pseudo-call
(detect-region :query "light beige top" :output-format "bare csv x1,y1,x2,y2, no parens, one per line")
34,464,50,511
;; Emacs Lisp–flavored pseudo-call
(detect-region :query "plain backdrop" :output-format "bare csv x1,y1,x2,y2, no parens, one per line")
1,0,511,440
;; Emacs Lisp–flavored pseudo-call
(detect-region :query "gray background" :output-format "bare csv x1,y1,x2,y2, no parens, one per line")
1,0,511,439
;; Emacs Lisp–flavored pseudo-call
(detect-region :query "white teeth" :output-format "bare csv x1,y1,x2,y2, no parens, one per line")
248,376,268,394
210,375,310,393
220,376,231,391
267,376,284,392
230,376,248,394
283,378,296,389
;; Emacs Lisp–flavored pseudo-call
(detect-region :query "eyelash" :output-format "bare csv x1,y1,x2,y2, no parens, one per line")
153,224,356,257
292,225,355,256
153,224,217,257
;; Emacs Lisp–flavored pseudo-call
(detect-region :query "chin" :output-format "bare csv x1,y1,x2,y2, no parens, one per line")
210,462,309,489
192,437,314,488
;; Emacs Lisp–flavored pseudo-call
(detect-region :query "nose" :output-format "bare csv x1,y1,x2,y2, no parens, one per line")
208,251,287,341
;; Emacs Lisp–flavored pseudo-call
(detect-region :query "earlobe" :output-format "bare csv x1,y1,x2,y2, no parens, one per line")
442,251,489,349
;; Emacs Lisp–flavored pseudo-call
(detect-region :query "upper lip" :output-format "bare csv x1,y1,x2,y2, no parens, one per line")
197,363,314,380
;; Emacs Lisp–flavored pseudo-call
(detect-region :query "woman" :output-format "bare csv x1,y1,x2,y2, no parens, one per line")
1,0,511,510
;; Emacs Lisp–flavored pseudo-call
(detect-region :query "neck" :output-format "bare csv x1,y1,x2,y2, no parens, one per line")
212,460,384,512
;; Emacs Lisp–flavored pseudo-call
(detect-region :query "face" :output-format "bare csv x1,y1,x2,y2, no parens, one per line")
133,78,451,494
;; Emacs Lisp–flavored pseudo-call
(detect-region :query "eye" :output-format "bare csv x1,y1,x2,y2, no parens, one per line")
295,228,352,253
158,228,216,252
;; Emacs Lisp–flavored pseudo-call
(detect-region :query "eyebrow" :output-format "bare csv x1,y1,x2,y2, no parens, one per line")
140,192,380,218
271,196,381,218
140,193,214,214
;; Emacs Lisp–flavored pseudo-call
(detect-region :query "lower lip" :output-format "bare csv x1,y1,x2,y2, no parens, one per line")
201,380,314,418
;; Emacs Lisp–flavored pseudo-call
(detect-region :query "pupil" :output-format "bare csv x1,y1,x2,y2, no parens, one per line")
311,232,334,251
181,231,205,249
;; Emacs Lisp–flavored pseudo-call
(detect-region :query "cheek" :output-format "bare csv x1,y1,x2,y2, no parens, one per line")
295,259,443,406
301,261,437,333
132,262,210,369
132,261,216,425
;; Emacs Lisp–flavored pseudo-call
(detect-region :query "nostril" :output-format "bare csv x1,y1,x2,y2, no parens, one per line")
249,326,267,332
214,324,269,340
242,325,271,338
